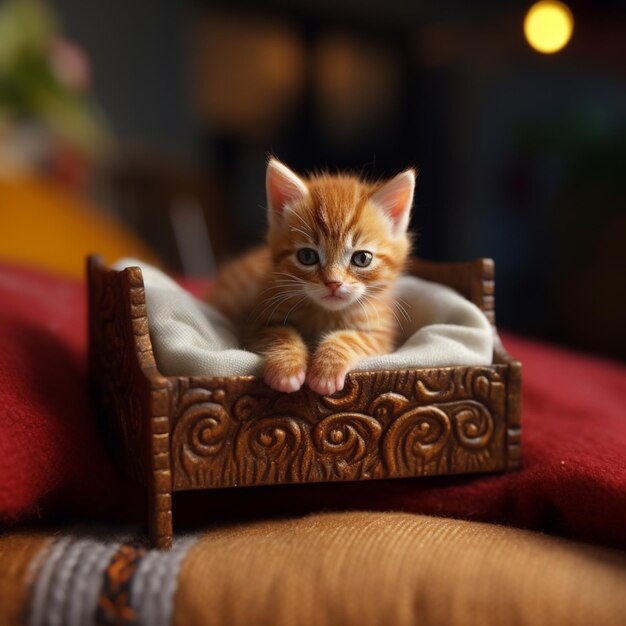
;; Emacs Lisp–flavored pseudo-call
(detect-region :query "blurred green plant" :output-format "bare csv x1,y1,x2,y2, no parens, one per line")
0,0,107,153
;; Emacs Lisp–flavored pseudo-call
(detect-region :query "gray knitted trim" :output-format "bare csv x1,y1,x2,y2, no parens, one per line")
25,533,197,626
130,537,197,626
27,538,121,626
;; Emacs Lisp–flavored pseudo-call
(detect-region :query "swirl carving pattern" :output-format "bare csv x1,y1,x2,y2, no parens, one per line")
383,406,452,473
449,401,494,450
173,388,229,461
171,366,506,488
237,415,305,463
320,375,362,410
233,395,261,422
368,392,410,421
313,412,382,464
234,415,312,483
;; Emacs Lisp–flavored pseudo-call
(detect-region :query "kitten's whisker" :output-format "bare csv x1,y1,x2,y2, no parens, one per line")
288,210,314,235
251,289,299,309
250,290,301,321
271,278,305,286
289,226,313,241
283,297,306,324
255,290,301,309
258,283,304,295
368,285,392,296
270,280,308,287
272,271,307,283
255,281,303,297
264,293,299,325
366,293,404,328
394,295,413,312
268,276,306,283
365,297,382,327
367,287,411,320
360,296,382,328
368,282,391,291
394,300,412,322
253,275,307,306
355,296,371,328
253,298,294,324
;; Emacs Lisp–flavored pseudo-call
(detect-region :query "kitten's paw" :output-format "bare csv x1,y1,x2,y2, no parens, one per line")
263,363,306,393
306,365,348,396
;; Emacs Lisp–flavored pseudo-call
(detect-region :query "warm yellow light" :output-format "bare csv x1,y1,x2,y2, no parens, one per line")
524,1,574,54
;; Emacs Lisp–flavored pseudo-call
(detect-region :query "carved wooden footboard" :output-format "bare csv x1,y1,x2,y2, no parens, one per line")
88,256,521,549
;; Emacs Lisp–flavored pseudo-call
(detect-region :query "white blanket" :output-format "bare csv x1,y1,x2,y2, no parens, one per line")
114,259,494,377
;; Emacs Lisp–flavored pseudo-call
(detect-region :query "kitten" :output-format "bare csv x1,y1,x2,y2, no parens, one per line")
209,158,415,395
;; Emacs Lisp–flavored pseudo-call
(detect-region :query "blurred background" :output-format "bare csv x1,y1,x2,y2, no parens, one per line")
0,0,624,359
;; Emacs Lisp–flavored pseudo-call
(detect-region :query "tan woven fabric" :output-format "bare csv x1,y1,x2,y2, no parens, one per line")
0,532,52,626
174,512,626,626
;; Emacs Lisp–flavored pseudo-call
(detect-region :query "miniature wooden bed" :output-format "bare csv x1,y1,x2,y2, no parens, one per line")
88,256,522,549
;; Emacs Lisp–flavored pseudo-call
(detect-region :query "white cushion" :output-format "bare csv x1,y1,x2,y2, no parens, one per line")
113,259,494,377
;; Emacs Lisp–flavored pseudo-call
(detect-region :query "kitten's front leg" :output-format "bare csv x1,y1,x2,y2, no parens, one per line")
307,330,392,395
252,326,308,393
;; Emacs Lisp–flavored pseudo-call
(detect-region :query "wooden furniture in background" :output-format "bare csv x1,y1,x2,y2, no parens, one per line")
97,149,237,275
88,256,521,549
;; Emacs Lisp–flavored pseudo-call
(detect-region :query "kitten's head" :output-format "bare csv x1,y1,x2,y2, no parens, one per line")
265,158,415,312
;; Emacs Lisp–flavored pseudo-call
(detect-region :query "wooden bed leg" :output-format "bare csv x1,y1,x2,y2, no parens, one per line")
149,387,174,550
148,481,173,550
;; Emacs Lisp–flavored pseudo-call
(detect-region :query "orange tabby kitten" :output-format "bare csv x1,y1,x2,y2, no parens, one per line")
209,158,415,395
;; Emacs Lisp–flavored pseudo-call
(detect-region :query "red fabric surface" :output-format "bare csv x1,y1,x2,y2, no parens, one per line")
0,263,139,523
1,263,625,548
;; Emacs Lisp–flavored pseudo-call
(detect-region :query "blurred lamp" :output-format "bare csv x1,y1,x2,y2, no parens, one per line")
524,1,573,54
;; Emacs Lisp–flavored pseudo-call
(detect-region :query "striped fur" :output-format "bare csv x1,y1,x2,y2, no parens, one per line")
209,160,415,394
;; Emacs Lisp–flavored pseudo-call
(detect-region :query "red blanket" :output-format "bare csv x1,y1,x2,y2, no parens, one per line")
1,263,625,547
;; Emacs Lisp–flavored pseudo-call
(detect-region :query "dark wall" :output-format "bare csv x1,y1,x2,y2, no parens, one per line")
52,0,197,158
52,0,626,359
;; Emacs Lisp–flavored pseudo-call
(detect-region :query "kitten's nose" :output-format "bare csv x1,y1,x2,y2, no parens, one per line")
325,281,342,295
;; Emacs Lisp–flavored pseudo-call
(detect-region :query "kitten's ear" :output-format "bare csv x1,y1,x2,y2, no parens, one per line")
266,158,308,227
370,169,416,235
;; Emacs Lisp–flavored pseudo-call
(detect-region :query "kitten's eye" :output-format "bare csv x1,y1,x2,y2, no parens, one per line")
297,248,319,266
351,251,373,268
